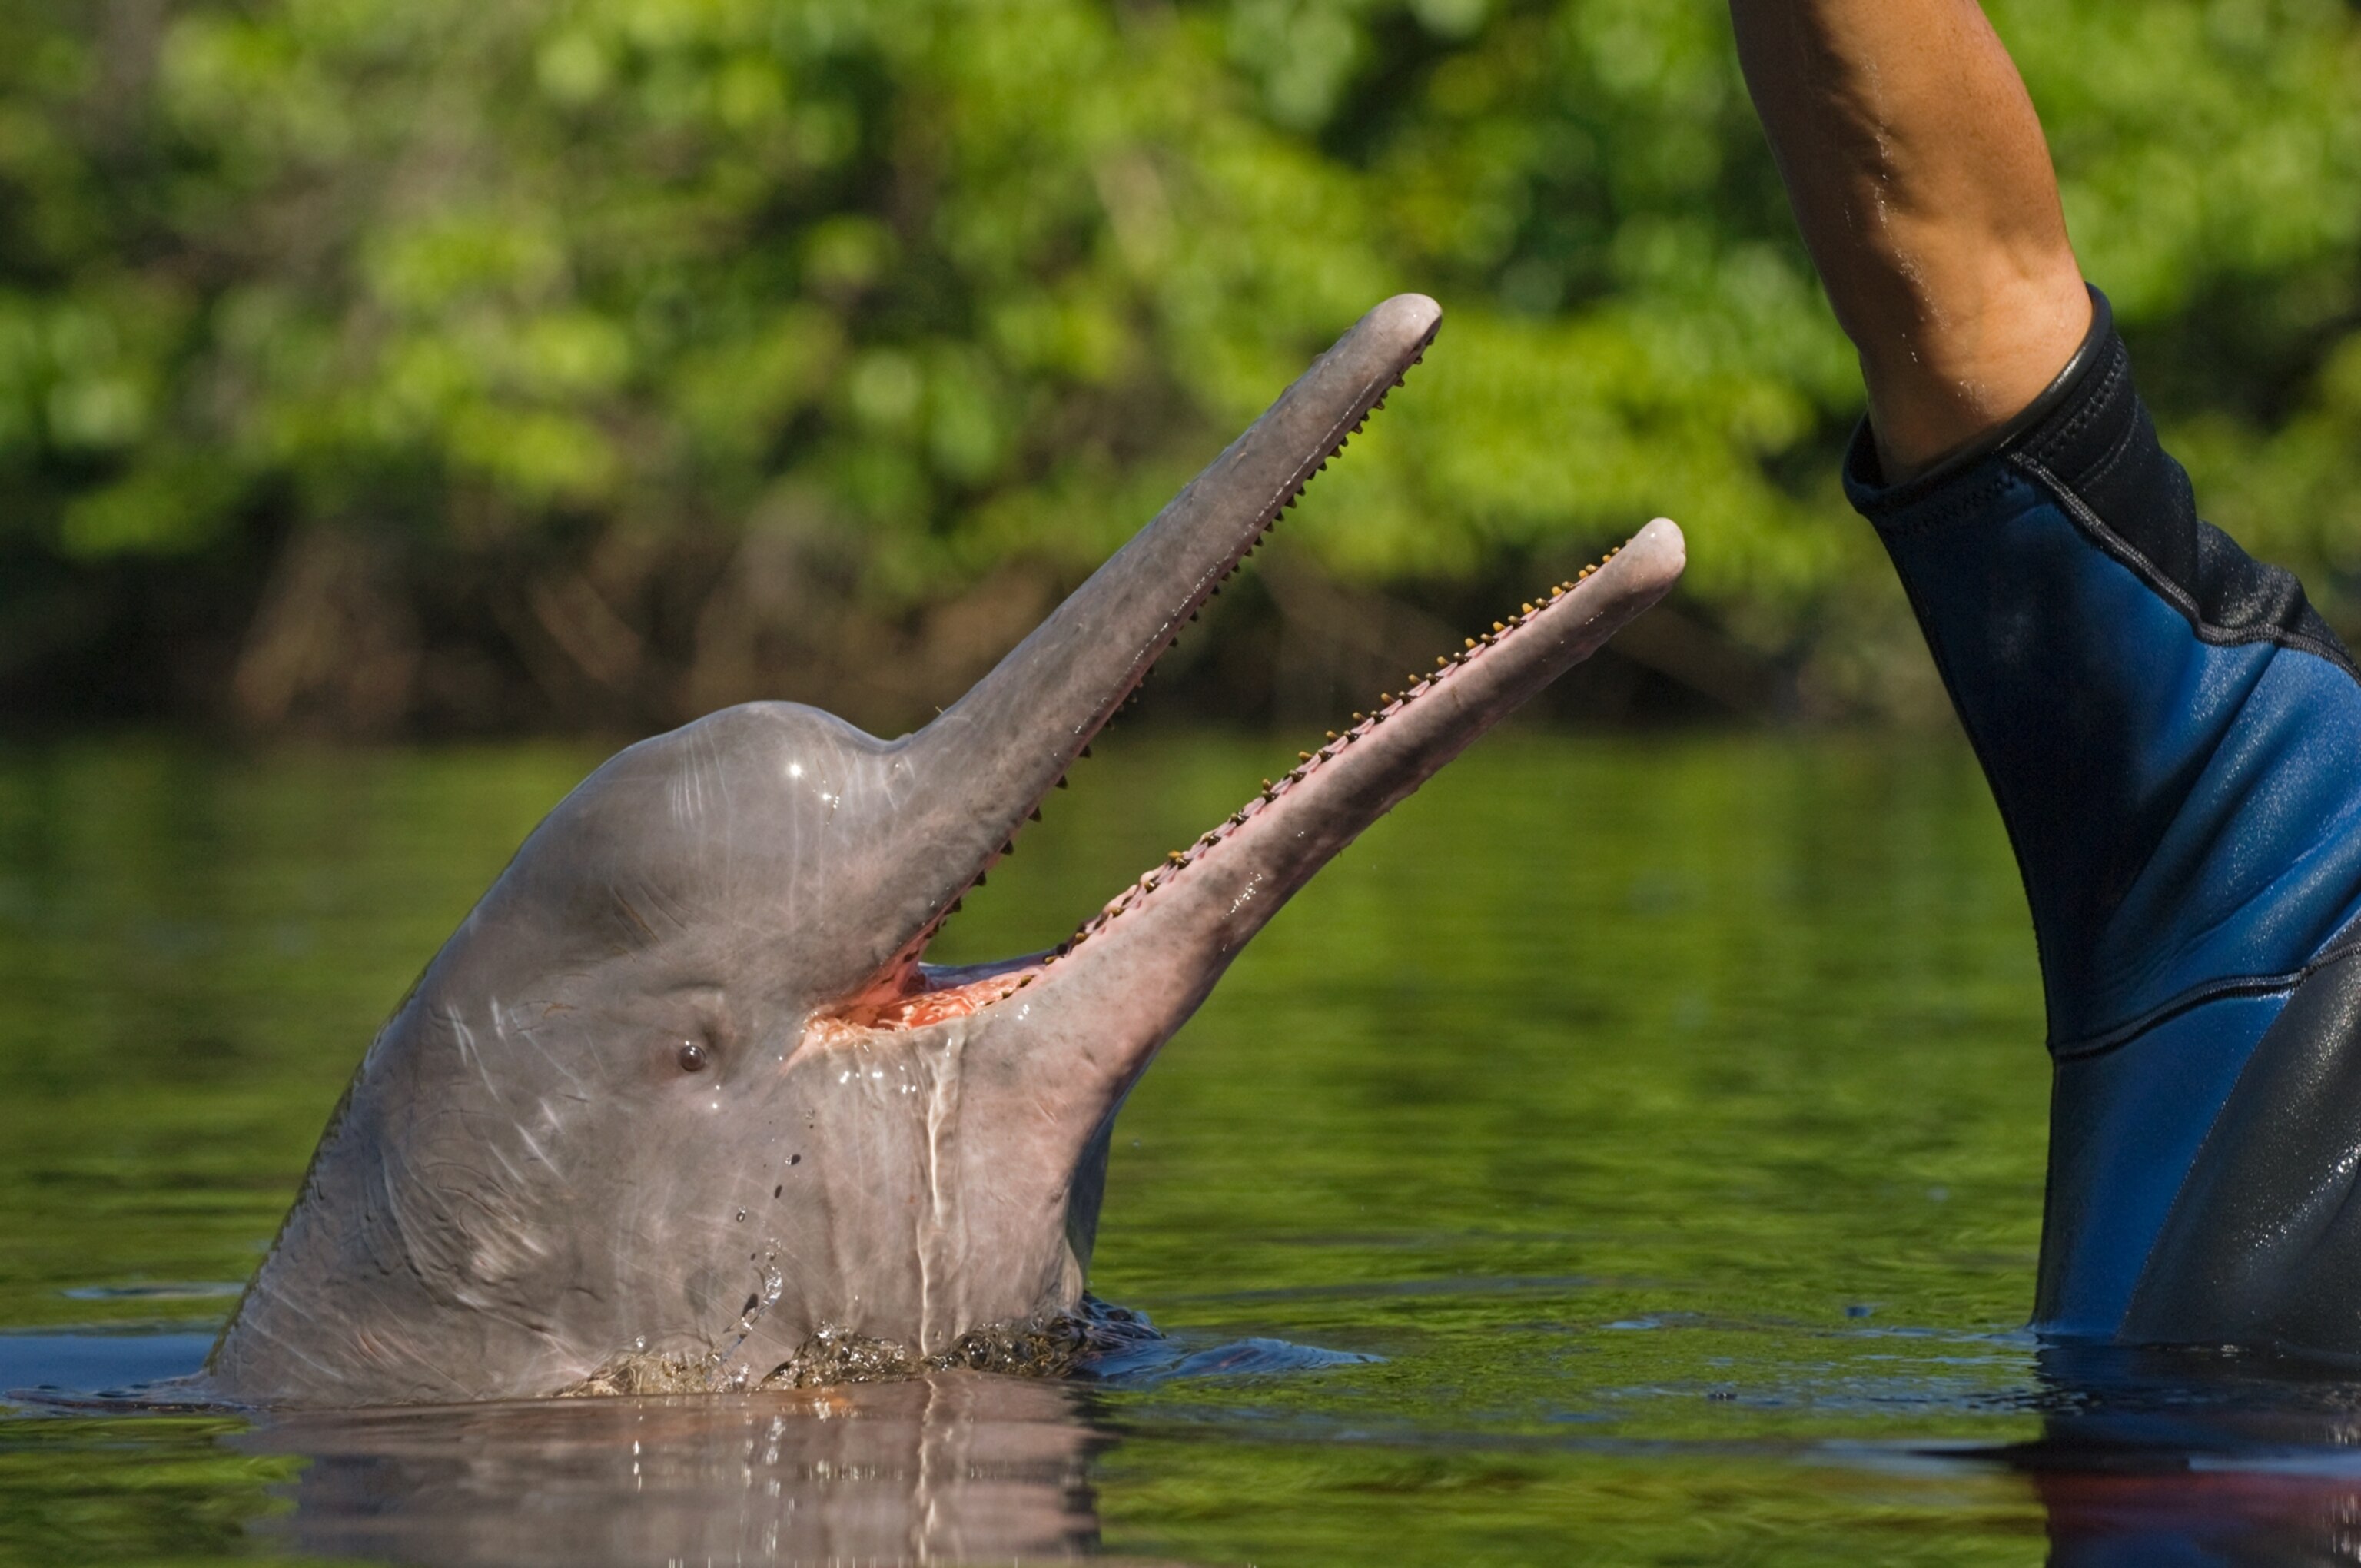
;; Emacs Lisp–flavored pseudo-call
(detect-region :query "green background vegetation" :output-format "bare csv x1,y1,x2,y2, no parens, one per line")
4,0,2359,732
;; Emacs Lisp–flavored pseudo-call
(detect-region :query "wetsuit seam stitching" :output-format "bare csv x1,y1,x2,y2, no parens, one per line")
2023,350,2129,478
2050,935,2361,1061
2007,455,2361,1054
2011,453,2361,679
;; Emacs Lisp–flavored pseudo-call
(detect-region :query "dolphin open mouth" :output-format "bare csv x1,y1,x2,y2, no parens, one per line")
832,530,1677,1033
812,294,1685,1040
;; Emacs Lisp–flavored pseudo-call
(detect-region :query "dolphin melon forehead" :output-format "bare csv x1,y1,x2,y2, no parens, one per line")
476,703,938,992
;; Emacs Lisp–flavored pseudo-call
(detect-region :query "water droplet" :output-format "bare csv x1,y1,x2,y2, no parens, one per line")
736,1209,747,1222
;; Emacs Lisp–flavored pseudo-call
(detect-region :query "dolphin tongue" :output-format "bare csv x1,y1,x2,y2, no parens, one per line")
855,296,1443,987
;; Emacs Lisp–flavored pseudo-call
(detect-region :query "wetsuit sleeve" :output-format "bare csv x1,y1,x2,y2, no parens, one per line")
1845,291,2361,1058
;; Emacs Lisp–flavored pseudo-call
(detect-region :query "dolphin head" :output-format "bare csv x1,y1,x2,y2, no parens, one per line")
204,296,1686,1407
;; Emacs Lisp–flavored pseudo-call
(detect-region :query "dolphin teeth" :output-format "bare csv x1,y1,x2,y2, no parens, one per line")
1492,621,1506,633
1081,745,1092,759
975,872,987,887
1055,776,1068,789
948,898,962,914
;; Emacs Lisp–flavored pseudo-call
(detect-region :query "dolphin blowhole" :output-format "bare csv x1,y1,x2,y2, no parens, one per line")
200,296,1685,1407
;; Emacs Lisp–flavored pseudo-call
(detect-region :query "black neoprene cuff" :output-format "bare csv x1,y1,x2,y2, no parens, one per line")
1842,285,2114,503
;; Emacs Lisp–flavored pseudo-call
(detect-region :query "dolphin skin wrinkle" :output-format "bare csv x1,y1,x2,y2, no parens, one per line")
202,295,1686,1407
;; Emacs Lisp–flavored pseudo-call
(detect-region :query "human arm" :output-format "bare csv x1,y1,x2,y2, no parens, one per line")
1728,2,2361,1345
1728,0,2090,479
1724,0,2361,1058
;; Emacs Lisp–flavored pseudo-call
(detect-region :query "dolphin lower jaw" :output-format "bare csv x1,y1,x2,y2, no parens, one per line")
767,518,1690,1366
1027,518,1690,994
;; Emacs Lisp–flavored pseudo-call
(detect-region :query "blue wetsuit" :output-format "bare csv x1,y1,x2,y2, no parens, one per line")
1845,291,2361,1354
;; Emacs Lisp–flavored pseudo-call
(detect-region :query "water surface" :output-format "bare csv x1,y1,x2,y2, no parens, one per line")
0,731,2345,1563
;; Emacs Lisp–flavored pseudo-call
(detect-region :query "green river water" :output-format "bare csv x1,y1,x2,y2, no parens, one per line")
0,730,2343,1565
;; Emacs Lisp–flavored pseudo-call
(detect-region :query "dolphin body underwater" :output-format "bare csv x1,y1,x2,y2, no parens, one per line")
200,295,1686,1407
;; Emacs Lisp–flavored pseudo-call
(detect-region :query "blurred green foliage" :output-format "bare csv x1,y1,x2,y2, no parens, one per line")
2,0,2358,725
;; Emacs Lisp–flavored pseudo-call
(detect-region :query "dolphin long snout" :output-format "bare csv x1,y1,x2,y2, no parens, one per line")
849,295,1446,998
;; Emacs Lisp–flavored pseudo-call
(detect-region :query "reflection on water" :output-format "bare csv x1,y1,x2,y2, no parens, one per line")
1996,1345,2361,1566
244,1376,1112,1567
27,1331,2361,1565
15,733,2361,1563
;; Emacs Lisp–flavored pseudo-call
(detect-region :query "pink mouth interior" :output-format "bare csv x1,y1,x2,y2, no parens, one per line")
819,547,1627,1035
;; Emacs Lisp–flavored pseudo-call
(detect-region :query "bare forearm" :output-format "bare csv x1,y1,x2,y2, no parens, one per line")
1729,0,2089,477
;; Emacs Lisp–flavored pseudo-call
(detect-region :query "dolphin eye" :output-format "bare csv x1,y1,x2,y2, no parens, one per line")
676,1041,709,1074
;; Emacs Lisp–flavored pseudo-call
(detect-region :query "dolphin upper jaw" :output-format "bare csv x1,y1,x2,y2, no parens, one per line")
201,294,1686,1408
